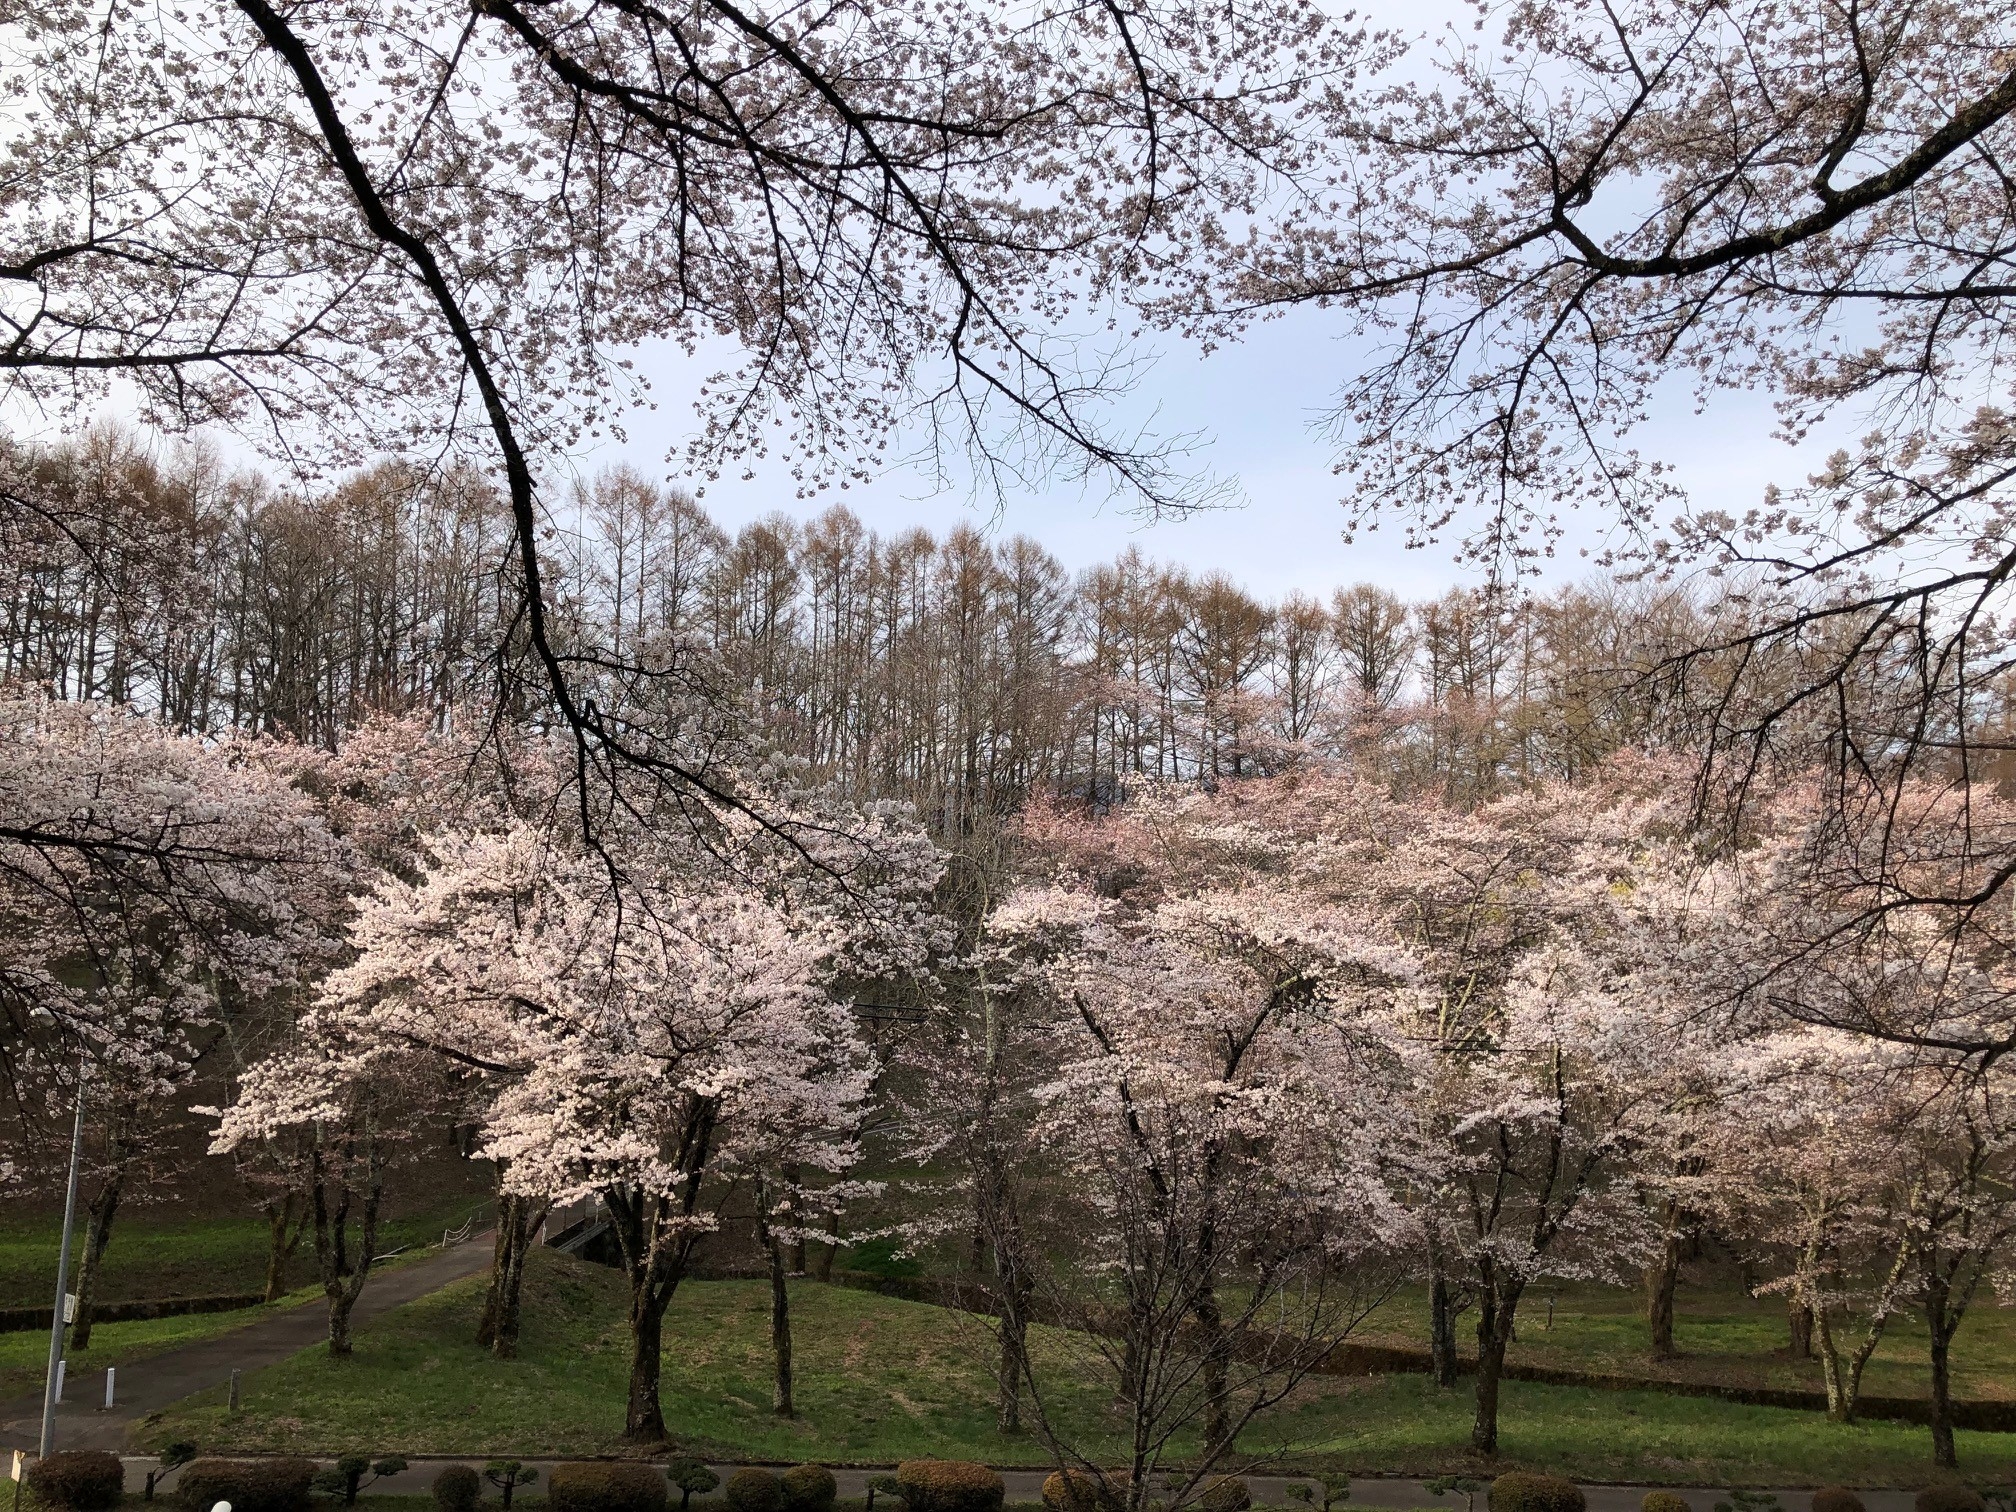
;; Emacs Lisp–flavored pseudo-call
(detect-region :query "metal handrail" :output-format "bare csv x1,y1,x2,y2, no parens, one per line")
437,1201,490,1248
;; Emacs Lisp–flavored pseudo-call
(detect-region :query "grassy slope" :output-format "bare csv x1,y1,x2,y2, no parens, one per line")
1352,1283,2016,1404
142,1251,2016,1488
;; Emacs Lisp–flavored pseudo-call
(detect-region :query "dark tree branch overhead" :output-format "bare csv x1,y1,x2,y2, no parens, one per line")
3,0,1353,866
1177,0,2016,1001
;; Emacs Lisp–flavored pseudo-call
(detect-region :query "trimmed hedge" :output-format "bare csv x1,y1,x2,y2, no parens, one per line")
177,1458,315,1512
25,1450,125,1512
781,1467,837,1512
895,1462,1006,1512
1200,1480,1252,1512
0,1294,266,1335
549,1463,669,1512
725,1469,784,1512
1914,1492,1984,1512
1810,1491,1863,1512
1641,1496,1690,1512
433,1466,482,1512
1040,1473,1123,1512
1489,1475,1586,1512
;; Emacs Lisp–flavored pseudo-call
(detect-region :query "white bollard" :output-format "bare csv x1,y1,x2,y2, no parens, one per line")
212,1502,233,1512
104,1367,115,1408
53,1359,65,1403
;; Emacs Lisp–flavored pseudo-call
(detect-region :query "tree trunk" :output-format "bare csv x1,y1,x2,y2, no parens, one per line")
1118,1283,1149,1404
1787,1299,1813,1359
768,1232,794,1416
995,1300,1028,1434
1194,1272,1231,1452
1814,1303,1889,1425
312,1135,384,1359
69,1172,125,1351
782,1165,807,1275
814,1210,840,1283
624,1282,671,1442
263,1194,307,1303
993,1238,1033,1435
1428,1240,1460,1389
605,1111,712,1446
1927,1279,1957,1469
476,1192,546,1359
1645,1232,1681,1362
1470,1272,1522,1455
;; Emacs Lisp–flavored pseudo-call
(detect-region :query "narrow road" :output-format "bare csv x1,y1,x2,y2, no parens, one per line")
0,1238,493,1454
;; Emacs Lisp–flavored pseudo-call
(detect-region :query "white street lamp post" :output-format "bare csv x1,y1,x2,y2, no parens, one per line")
35,1004,88,1459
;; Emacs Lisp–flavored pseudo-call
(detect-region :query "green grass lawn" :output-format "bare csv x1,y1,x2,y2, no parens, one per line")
0,1196,495,1403
1351,1282,2016,1404
0,1296,316,1403
138,1250,2016,1488
0,1198,494,1310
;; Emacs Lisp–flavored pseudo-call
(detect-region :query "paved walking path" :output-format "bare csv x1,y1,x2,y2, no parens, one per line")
104,1459,1922,1512
0,1237,494,1454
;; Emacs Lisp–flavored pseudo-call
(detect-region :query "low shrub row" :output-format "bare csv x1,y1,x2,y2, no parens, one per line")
22,1453,1986,1512
715,1465,839,1512
24,1451,125,1512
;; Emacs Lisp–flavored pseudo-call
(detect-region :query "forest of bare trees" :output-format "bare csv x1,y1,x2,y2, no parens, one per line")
0,425,1780,838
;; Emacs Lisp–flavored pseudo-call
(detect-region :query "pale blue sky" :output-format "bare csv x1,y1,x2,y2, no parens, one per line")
565,0,1859,605
20,0,1859,604
579,297,1844,605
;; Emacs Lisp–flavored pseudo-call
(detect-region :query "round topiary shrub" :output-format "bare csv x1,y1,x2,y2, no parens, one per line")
434,1466,483,1512
1490,1474,1586,1512
894,1462,1005,1512
667,1461,720,1512
1914,1491,1985,1512
1200,1480,1251,1512
1810,1490,1864,1512
26,1450,125,1512
726,1469,785,1512
548,1463,669,1512
177,1458,317,1512
1642,1494,1692,1512
780,1467,837,1512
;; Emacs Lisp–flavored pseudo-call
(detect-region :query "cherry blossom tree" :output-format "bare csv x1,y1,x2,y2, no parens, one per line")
0,691,352,1341
1202,0,2016,962
1699,1029,1917,1425
1714,838,2016,1458
212,1032,443,1354
892,945,1052,1435
258,760,941,1429
1890,1060,2016,1467
233,712,569,1322
973,780,1427,1506
1377,775,1710,1454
